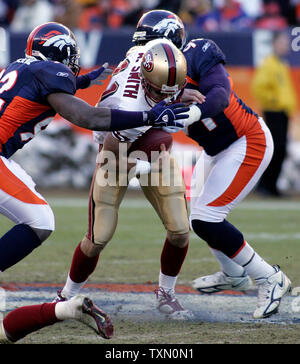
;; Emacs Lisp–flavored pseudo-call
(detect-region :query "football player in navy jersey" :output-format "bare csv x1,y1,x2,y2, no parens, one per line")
180,38,291,319
0,21,191,343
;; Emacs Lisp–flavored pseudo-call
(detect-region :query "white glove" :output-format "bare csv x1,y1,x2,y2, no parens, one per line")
183,104,202,127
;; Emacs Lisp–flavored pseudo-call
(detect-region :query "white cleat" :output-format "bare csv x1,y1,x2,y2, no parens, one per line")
253,266,291,319
155,287,194,320
192,271,254,293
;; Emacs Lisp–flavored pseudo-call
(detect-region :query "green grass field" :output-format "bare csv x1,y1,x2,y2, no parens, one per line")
1,190,300,344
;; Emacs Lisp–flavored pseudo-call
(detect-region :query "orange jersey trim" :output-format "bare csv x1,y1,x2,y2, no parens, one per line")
224,92,259,138
186,76,198,87
0,158,47,204
230,240,246,258
207,128,266,207
0,96,51,145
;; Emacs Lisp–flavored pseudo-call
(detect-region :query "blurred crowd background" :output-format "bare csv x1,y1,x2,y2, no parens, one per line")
0,0,299,32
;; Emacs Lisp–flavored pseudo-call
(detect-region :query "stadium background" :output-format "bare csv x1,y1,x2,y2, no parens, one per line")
1,0,300,193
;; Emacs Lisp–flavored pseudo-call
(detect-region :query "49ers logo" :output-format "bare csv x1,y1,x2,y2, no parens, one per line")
142,51,154,72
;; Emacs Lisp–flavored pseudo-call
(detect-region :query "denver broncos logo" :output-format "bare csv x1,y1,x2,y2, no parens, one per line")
39,31,76,51
152,18,181,35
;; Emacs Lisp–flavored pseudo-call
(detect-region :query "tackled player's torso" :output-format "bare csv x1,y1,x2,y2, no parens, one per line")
98,46,152,142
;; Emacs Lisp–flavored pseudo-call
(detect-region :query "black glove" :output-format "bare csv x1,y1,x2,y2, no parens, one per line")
146,101,190,128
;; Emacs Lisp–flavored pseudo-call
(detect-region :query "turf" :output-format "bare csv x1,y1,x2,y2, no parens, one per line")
1,190,300,344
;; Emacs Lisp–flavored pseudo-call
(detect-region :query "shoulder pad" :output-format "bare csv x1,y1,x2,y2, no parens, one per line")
31,61,76,98
183,38,226,79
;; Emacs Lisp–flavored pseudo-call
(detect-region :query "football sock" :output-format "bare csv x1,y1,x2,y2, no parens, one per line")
54,296,82,320
210,248,245,277
191,219,244,257
159,270,178,293
231,241,275,280
0,224,41,272
3,302,59,342
135,159,151,176
191,219,275,280
160,238,188,278
62,243,99,298
62,275,87,299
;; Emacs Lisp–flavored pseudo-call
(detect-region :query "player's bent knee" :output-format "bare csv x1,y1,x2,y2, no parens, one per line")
31,228,53,243
81,235,104,256
167,231,189,248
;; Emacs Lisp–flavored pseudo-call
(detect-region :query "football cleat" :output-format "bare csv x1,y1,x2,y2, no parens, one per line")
53,289,68,302
253,265,291,319
80,296,114,339
64,295,114,339
192,271,254,293
155,287,194,320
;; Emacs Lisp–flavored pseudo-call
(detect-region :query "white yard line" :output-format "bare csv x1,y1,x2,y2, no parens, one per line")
3,288,299,325
47,197,300,210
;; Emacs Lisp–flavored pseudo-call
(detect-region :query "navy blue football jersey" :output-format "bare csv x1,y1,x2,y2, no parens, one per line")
0,58,76,158
183,39,259,156
184,38,226,82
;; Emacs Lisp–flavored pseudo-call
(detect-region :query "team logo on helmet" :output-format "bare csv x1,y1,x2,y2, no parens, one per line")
142,51,154,72
39,31,77,51
152,18,182,37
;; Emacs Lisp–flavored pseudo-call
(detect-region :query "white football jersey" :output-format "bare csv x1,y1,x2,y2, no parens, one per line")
93,45,152,144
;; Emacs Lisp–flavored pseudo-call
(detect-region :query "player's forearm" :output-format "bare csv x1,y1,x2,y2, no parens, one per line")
48,92,150,131
197,86,230,118
82,108,150,131
196,63,231,118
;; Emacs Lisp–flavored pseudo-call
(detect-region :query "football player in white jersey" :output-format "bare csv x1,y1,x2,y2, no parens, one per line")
56,29,202,319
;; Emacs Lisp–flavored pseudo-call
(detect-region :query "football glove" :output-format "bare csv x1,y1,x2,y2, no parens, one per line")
147,101,190,129
76,62,113,89
162,104,202,133
184,103,202,126
88,62,113,86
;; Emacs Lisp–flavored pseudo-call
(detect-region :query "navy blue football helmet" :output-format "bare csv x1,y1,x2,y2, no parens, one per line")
132,10,186,50
26,22,80,76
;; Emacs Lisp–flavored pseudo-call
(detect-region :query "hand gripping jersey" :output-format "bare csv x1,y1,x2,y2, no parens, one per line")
183,38,260,156
0,57,76,158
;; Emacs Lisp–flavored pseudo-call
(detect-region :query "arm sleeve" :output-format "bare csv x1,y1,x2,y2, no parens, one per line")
76,74,91,89
196,63,231,118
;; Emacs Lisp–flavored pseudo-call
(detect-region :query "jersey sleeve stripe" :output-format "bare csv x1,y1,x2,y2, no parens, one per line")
186,76,198,86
